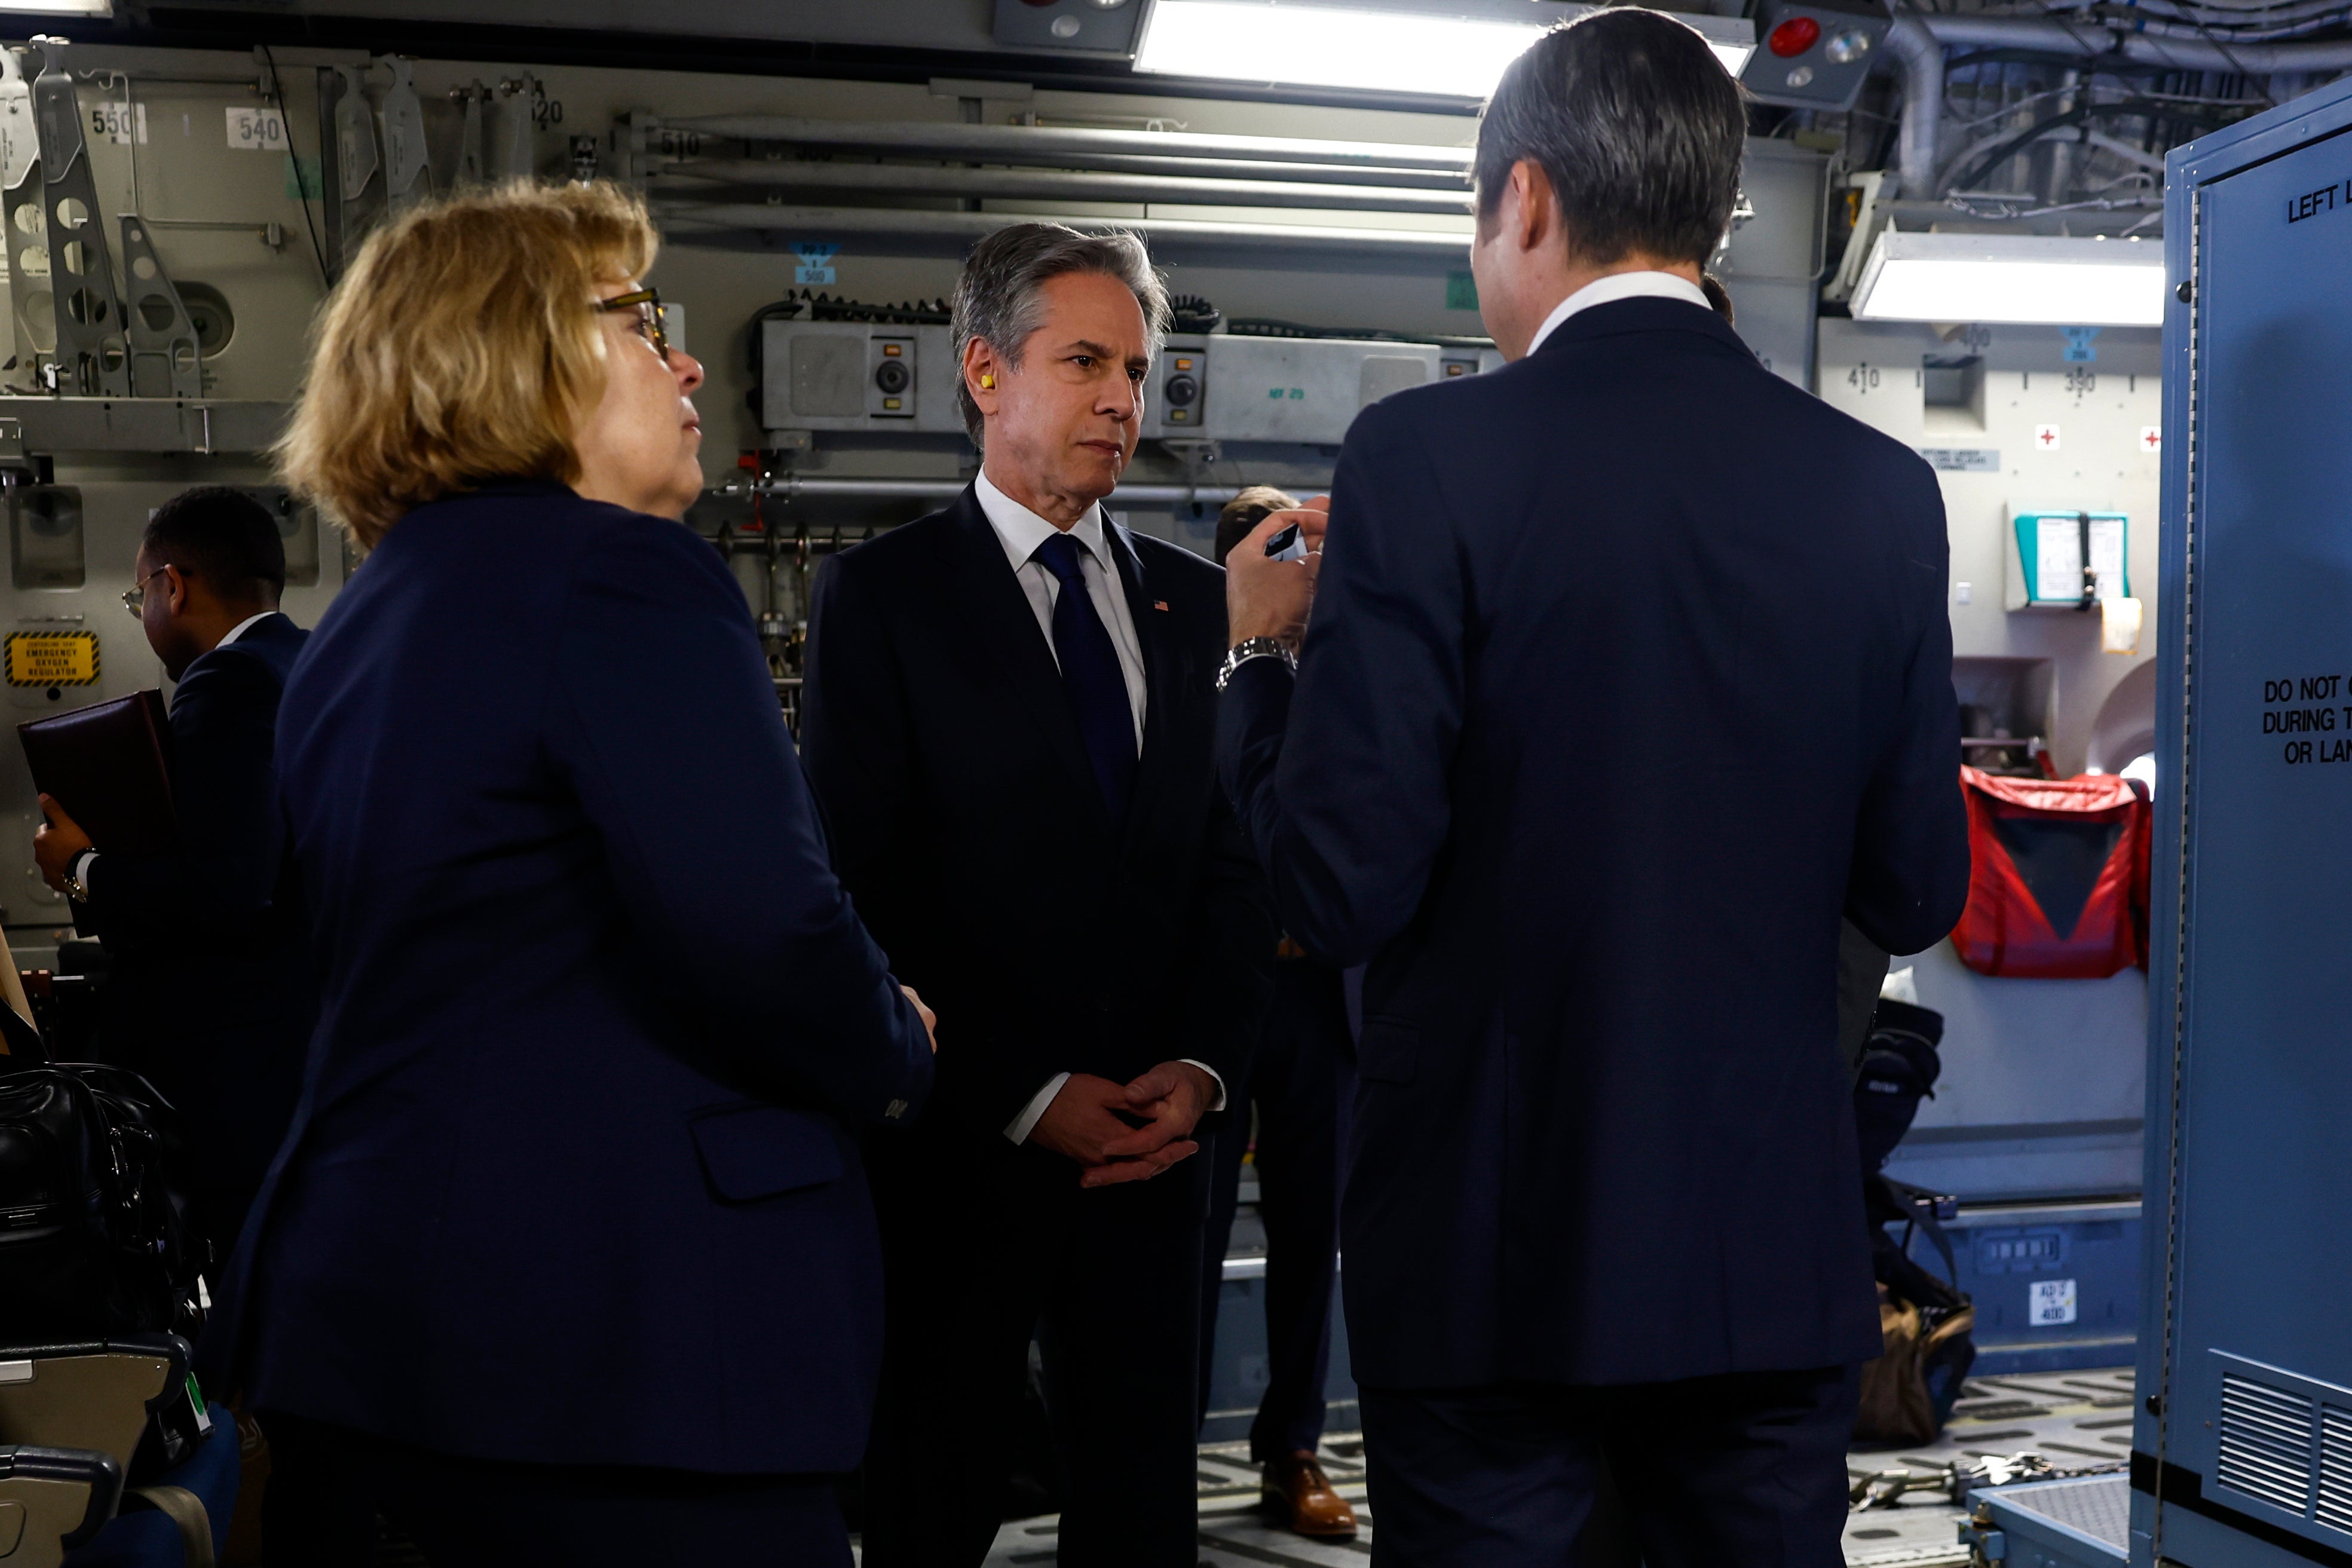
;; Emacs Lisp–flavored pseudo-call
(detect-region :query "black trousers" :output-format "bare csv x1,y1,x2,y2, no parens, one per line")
862,1125,1209,1568
257,1412,849,1567
1358,1365,1860,1567
1197,958,1354,1460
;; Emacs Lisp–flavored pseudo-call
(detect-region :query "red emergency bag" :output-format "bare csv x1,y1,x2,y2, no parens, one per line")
1950,767,2150,979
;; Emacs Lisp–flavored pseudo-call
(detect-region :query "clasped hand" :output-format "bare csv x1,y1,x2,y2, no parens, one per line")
1030,1062,1217,1188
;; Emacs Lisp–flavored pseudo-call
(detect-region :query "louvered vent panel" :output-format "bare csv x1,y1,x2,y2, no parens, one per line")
2218,1373,2316,1516
2317,1406,2352,1535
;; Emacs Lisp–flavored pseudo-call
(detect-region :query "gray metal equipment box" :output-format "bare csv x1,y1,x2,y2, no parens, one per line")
760,322,1501,448
761,320,960,434
1144,334,1210,441
1964,1475,2128,1568
1740,0,1890,111
1202,336,1490,446
991,0,1144,55
2137,65,2352,1568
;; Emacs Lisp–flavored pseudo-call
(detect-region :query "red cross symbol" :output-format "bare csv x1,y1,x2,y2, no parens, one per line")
2035,424,2061,449
2140,427,2162,452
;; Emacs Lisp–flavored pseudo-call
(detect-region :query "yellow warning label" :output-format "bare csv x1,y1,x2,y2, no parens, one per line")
5,631,100,688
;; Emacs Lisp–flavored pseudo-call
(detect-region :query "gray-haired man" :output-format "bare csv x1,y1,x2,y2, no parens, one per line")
800,223,1275,1566
1218,9,1967,1566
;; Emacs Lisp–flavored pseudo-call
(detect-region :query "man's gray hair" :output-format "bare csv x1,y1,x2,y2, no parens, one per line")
951,222,1172,446
1474,8,1747,268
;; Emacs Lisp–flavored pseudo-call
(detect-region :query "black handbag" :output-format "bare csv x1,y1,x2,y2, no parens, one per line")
1851,998,1977,1444
1854,998,1944,1174
0,1064,209,1341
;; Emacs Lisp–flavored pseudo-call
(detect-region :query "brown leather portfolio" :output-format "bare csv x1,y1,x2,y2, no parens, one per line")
18,690,177,855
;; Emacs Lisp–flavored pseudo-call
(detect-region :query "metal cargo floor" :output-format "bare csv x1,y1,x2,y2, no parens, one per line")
933,1365,2135,1567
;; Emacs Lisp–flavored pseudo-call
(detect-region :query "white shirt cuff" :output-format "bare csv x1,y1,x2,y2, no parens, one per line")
71,849,97,889
1177,1059,1227,1113
1006,1072,1071,1144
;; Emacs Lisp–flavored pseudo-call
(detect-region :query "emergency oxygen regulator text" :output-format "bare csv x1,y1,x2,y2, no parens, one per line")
2262,674,2352,763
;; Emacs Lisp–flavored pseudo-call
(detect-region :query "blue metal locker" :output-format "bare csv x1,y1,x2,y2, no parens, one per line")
2137,76,2352,1567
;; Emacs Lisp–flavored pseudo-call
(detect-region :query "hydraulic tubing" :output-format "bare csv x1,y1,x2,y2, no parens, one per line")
652,115,1473,172
1886,11,2352,200
1920,11,2352,70
700,150,1474,189
649,158,1473,216
655,201,1472,261
1887,16,1947,197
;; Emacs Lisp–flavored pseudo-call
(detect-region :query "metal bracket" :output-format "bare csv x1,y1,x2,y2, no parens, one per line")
1160,437,1223,483
0,47,32,194
1,154,47,384
117,217,201,399
488,74,537,182
333,63,377,203
29,37,128,397
381,58,430,205
452,82,486,187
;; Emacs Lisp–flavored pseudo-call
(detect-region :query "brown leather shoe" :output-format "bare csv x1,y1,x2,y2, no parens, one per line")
1263,1449,1359,1538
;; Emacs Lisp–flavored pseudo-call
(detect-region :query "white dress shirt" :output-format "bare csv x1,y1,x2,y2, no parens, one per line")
70,610,280,893
1524,269,1713,359
972,470,1227,1143
215,610,278,649
975,470,1148,751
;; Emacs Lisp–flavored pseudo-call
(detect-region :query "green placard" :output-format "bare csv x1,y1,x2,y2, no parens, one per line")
1446,270,1479,311
284,154,323,201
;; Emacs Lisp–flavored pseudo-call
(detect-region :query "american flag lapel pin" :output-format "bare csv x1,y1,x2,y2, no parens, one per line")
1152,599,1170,612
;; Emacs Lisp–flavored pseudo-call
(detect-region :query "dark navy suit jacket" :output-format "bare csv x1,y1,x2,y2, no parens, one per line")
800,488,1272,1143
232,482,934,1472
1218,299,1971,1390
80,612,313,1215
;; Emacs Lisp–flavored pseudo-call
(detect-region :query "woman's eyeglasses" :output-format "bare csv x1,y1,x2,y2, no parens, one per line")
597,288,670,363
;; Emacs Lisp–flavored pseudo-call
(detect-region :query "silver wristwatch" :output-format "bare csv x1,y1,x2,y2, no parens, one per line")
61,850,93,904
1214,636,1297,694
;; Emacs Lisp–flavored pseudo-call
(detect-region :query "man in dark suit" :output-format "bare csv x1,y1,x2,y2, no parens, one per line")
34,485,313,1263
800,222,1274,1567
1196,488,1358,1541
1215,13,1972,1564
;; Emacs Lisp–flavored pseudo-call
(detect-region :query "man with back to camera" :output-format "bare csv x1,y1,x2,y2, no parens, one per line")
798,222,1274,1566
34,485,314,1268
1215,12,1973,1565
1196,486,1359,1541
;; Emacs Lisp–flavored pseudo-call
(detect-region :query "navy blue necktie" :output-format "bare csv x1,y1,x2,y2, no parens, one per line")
1032,531,1137,824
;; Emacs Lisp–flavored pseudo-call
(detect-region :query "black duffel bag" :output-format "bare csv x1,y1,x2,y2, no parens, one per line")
0,1064,208,1340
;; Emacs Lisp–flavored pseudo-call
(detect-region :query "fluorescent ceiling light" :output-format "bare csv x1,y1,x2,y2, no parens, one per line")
1135,1,1751,99
1852,230,2167,328
0,0,110,12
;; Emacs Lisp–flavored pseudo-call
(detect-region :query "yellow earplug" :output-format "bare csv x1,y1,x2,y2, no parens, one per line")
981,374,995,389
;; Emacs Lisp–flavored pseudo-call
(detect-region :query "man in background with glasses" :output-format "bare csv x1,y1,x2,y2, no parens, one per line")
34,485,315,1273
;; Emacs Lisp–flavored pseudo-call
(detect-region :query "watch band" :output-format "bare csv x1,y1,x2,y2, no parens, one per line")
1214,636,1297,694
62,849,93,904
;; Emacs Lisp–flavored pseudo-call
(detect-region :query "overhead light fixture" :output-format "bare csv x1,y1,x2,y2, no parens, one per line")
1134,0,1753,100
0,0,110,12
1851,230,2167,328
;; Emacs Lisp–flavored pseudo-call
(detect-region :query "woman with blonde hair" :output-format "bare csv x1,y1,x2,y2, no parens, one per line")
222,182,935,1565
